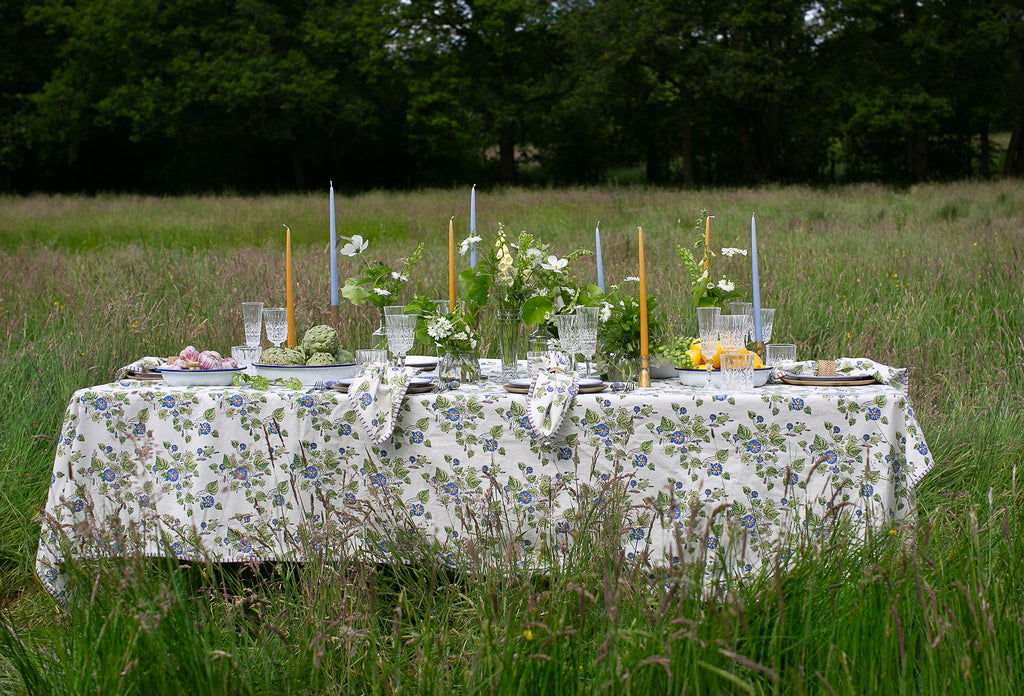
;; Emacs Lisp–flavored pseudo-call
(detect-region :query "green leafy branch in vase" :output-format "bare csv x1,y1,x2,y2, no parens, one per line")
676,209,746,308
339,234,424,309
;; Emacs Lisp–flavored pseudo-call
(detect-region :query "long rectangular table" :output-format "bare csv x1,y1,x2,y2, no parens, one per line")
36,374,933,602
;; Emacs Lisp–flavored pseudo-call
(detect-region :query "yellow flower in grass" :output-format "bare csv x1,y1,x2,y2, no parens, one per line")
522,629,534,641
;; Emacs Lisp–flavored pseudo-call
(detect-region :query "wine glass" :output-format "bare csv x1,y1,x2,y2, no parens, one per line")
759,308,776,343
263,307,288,348
552,313,580,374
242,302,264,347
696,306,721,390
718,314,748,354
575,306,600,378
384,313,419,368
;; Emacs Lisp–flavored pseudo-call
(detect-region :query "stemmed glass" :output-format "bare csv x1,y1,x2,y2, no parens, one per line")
759,308,775,343
263,307,288,348
242,302,264,347
552,314,580,374
575,306,600,378
696,306,721,390
718,314,749,354
384,312,419,368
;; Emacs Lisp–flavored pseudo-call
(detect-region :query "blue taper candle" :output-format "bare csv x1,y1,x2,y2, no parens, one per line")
329,181,338,307
469,184,477,268
751,213,763,343
595,221,604,293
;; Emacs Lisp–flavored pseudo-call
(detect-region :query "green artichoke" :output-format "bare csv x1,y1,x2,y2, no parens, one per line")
300,325,339,356
261,347,306,366
336,348,355,364
305,352,337,366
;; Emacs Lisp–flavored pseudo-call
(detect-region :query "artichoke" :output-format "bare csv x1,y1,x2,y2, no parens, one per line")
336,348,355,364
301,325,339,356
260,347,306,366
305,352,337,366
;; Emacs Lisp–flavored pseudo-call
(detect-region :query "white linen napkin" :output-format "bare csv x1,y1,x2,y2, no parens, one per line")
774,357,908,391
347,363,416,445
526,368,579,441
115,356,166,380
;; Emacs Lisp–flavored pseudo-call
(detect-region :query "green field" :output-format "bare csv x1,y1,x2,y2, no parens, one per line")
1,183,1022,694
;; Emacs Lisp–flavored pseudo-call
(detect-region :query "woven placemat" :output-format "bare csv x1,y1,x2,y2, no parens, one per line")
816,360,836,377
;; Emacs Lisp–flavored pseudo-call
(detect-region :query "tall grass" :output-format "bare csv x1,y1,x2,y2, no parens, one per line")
1,182,1022,694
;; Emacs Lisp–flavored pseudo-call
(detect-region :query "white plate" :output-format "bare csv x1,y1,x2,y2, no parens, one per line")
156,366,243,387
676,367,772,388
405,355,438,370
334,377,434,394
253,363,358,387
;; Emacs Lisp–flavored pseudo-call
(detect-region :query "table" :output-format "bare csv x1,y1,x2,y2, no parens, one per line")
36,375,933,602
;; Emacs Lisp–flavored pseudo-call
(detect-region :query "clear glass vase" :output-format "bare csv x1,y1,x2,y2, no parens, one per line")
371,309,387,350
438,351,480,384
496,307,522,383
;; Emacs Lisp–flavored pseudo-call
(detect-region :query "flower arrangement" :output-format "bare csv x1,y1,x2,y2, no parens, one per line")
597,278,666,360
457,222,597,325
405,296,480,355
340,234,424,309
676,210,746,308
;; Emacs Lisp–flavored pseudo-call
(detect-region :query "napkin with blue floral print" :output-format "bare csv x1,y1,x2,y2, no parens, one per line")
347,363,416,444
116,356,166,380
526,368,579,441
774,357,908,391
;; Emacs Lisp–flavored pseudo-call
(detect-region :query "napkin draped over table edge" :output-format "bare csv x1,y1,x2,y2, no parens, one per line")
526,368,579,442
773,357,909,391
347,363,417,445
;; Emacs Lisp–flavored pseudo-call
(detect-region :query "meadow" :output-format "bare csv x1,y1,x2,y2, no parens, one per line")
0,182,1022,694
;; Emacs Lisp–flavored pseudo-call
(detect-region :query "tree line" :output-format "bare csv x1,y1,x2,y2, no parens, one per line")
1,0,1021,194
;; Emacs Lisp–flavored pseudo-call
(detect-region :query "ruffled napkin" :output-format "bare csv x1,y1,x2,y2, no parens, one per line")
526,368,579,441
115,356,166,380
347,363,417,445
774,357,908,391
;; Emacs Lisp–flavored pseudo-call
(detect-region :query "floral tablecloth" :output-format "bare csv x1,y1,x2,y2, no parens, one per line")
36,377,933,602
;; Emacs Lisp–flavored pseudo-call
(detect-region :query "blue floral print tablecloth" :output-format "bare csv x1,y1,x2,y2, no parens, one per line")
36,378,933,602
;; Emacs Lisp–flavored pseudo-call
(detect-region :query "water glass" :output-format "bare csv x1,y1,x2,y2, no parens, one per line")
263,307,288,348
552,314,580,372
696,306,721,390
729,301,752,316
575,306,600,377
766,343,797,366
721,352,755,391
758,308,776,343
384,313,418,368
242,302,264,347
718,314,749,353
356,349,389,365
231,344,262,369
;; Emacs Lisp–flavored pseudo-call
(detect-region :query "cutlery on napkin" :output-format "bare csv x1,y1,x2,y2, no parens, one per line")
116,356,166,380
347,362,417,444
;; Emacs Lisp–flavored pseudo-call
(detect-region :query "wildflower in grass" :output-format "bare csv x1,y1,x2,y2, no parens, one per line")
522,629,535,641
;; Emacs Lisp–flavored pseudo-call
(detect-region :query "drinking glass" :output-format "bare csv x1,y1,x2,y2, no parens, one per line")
758,308,776,343
721,352,755,391
718,314,749,353
553,314,580,373
384,313,418,368
766,343,797,366
696,306,721,390
575,306,600,378
356,349,389,365
231,344,262,369
242,302,264,347
729,301,752,316
263,307,288,348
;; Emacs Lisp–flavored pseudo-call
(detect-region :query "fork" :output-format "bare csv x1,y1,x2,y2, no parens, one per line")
306,380,325,393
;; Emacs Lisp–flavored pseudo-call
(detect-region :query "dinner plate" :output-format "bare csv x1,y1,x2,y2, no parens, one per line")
156,366,243,386
778,373,876,387
676,367,773,388
503,378,606,395
404,355,438,371
253,362,358,387
332,377,435,394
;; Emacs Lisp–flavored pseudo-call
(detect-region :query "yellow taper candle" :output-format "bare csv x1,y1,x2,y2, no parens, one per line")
285,224,295,348
448,216,456,312
702,213,711,271
638,226,648,357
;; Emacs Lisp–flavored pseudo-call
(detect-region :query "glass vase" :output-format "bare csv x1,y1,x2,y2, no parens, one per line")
371,309,387,349
496,307,522,383
438,351,480,384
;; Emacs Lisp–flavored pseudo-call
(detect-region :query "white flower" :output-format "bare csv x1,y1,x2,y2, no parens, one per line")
391,271,408,282
600,302,613,323
623,276,640,283
427,317,453,340
541,254,568,273
525,247,544,263
459,236,482,256
717,278,735,292
340,234,368,257
720,247,748,257
373,287,391,296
